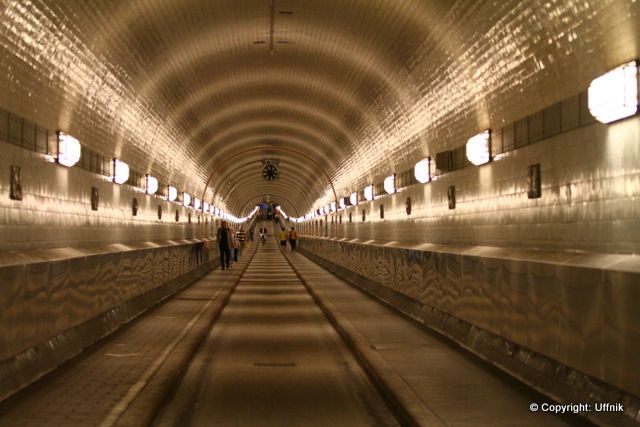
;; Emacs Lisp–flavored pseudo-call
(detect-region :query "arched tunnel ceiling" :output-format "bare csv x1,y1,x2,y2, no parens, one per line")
0,0,637,216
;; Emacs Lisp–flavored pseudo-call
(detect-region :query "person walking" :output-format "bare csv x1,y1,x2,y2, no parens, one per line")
278,227,288,251
288,226,298,252
259,227,268,246
217,220,233,270
236,227,246,256
230,227,239,262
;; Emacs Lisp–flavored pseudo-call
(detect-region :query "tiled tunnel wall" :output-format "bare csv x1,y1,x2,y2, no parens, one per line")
299,115,640,255
3,112,639,255
0,140,222,251
297,236,640,404
0,238,219,401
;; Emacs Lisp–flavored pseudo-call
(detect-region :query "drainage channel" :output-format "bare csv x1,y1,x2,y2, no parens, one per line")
153,233,402,427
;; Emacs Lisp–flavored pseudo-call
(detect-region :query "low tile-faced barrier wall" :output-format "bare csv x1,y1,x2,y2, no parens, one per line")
298,237,640,405
0,239,218,400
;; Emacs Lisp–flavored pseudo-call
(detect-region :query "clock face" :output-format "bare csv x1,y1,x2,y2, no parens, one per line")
262,164,279,181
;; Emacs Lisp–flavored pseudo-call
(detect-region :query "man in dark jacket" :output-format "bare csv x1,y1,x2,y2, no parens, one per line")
217,221,233,270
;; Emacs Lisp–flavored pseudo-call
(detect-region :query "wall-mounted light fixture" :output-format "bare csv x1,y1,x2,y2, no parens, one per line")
448,185,456,209
528,164,542,199
588,60,638,124
384,174,395,194
167,185,178,202
183,192,191,207
414,158,431,183
350,192,358,206
364,184,374,201
57,132,81,167
9,165,22,200
113,159,130,184
91,186,99,211
145,175,158,195
466,130,491,166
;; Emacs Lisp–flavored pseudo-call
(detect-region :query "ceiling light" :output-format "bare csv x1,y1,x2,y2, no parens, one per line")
588,61,638,123
384,175,395,194
414,158,431,183
113,159,129,184
57,132,81,167
466,130,491,166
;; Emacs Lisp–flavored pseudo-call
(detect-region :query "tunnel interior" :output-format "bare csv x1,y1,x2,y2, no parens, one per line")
0,0,639,425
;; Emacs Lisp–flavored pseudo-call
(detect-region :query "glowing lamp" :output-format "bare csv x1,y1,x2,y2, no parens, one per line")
384,175,395,194
145,175,158,195
183,192,191,207
364,185,374,201
466,130,491,166
350,192,358,206
57,132,81,167
194,198,201,210
414,158,431,183
113,159,129,184
588,61,638,123
167,186,178,202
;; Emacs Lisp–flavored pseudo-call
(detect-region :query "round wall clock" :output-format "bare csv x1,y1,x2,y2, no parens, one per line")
262,163,279,181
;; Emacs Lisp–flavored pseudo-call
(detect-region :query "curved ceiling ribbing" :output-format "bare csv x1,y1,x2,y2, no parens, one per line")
1,0,636,218
215,164,319,213
111,0,432,214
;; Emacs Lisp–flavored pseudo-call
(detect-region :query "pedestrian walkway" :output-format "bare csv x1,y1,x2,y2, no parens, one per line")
0,230,594,427
284,251,591,427
0,244,256,427
154,237,399,426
